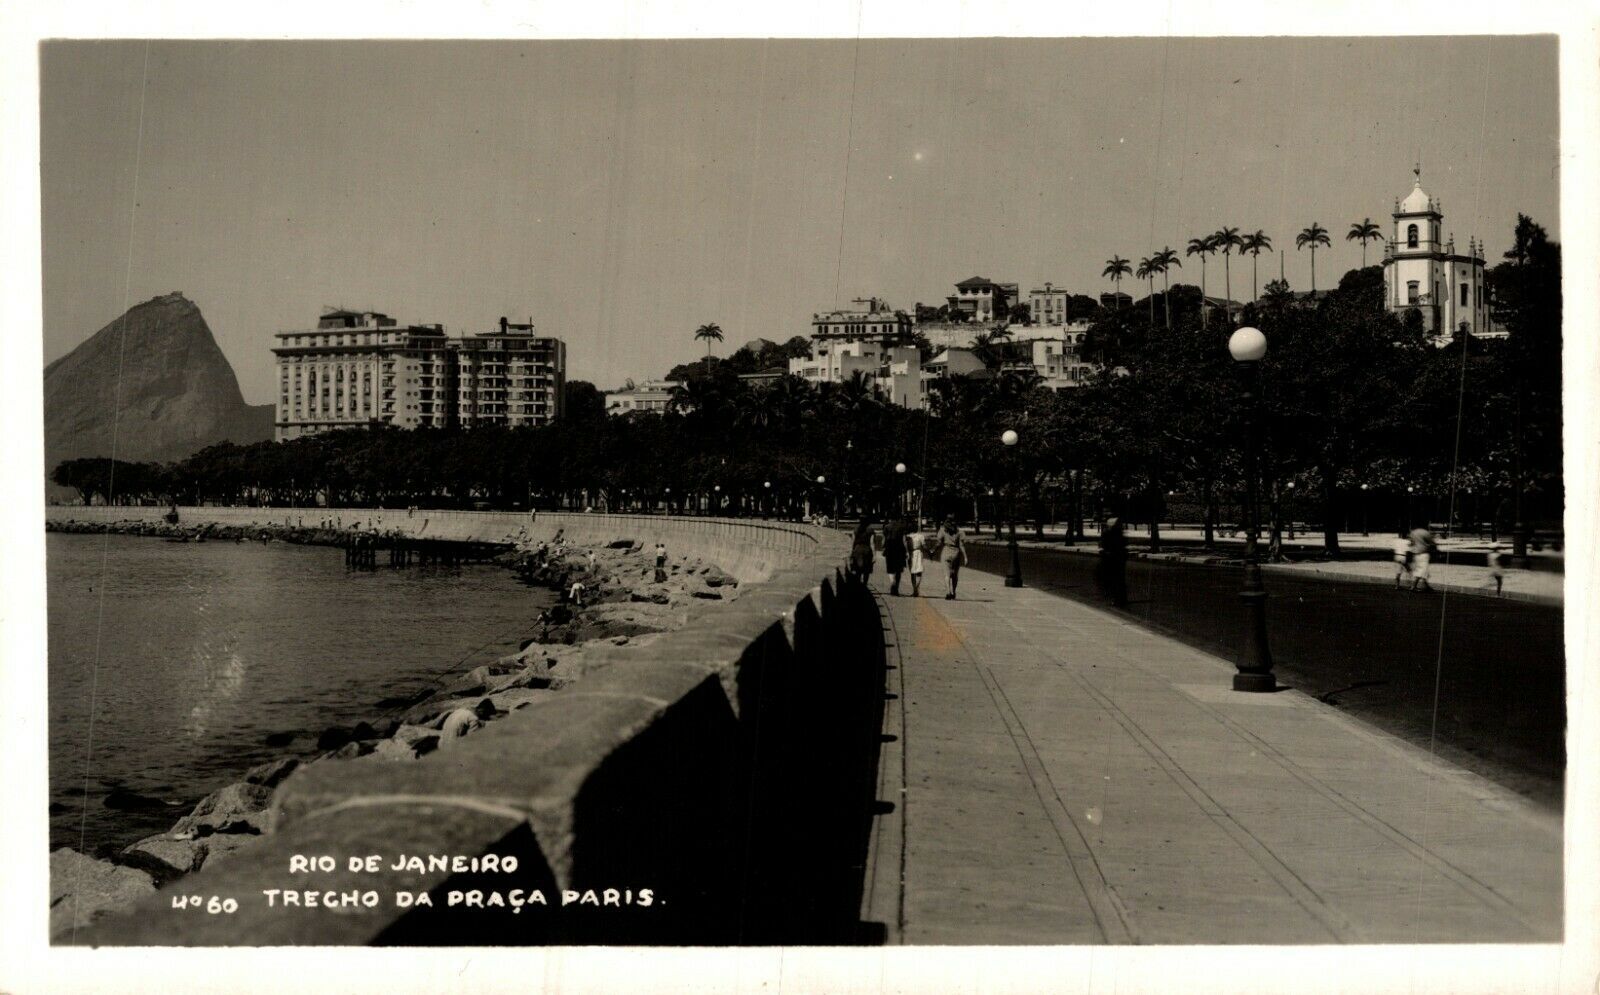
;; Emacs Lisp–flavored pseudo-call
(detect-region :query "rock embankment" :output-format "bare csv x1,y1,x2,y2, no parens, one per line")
48,532,741,940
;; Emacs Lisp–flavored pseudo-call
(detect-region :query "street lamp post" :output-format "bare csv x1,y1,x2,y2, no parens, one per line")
1001,429,1023,587
1406,485,1415,535
1360,483,1369,536
1228,326,1275,693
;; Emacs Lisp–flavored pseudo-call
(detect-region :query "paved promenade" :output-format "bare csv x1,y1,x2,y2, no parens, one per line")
860,562,1562,945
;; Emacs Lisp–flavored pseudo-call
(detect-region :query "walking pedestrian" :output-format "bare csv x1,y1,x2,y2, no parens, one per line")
883,517,908,595
1482,542,1507,597
1096,514,1129,608
654,541,668,584
934,516,967,600
849,519,876,582
1393,534,1413,589
1409,525,1436,592
905,520,927,597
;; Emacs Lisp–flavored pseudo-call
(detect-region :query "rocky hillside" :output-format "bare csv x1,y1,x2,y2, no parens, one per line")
44,292,273,469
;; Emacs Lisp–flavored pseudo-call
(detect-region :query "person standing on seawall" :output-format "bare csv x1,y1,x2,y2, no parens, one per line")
934,516,967,600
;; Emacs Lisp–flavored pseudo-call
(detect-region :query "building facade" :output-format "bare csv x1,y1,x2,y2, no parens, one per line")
1028,282,1071,326
790,298,923,408
453,319,566,429
605,380,681,415
273,311,455,441
273,312,565,441
1381,169,1498,342
946,277,1012,323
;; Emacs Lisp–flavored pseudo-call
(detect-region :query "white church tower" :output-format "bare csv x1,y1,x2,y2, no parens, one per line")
1381,166,1499,344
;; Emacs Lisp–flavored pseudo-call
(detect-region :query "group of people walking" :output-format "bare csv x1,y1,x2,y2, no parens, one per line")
850,516,968,600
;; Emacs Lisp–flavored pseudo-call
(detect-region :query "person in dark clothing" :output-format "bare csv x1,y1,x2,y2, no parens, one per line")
849,519,876,581
1097,514,1129,608
882,517,908,595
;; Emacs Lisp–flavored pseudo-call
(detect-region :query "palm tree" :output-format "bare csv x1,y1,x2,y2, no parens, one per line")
1152,246,1181,330
1102,255,1132,307
693,322,724,375
1296,222,1332,293
1239,230,1273,303
1186,234,1217,327
1213,226,1242,324
1136,256,1156,325
1346,218,1383,267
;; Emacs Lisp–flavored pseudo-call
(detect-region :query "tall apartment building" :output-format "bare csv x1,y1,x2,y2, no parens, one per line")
273,310,453,441
454,318,566,428
273,311,564,441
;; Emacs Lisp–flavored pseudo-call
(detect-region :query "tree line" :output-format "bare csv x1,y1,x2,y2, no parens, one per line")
52,216,1560,557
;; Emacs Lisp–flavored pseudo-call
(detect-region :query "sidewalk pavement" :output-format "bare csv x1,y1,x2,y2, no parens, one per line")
1268,557,1563,605
860,561,1562,945
970,536,1563,605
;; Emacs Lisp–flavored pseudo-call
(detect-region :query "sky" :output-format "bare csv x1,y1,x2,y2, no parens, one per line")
41,36,1559,403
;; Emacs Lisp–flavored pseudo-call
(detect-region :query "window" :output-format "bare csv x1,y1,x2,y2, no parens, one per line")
1461,283,1469,306
1407,224,1419,248
1407,281,1420,304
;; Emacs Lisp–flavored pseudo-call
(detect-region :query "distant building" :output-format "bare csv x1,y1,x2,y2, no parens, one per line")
453,318,566,429
922,347,986,381
791,298,923,408
273,311,565,441
946,277,1012,323
1028,282,1071,326
738,368,788,390
1381,168,1498,343
273,311,453,440
606,380,681,415
1022,326,1096,389
1099,291,1132,311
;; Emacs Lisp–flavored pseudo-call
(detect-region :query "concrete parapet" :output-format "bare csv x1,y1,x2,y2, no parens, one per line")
45,506,825,584
69,523,886,946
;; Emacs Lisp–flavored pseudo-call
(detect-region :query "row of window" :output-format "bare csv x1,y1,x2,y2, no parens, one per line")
1403,280,1484,307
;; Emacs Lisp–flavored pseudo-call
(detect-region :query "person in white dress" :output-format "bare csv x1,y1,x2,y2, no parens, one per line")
904,523,927,597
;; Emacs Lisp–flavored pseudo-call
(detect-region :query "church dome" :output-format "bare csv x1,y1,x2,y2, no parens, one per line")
1400,176,1435,214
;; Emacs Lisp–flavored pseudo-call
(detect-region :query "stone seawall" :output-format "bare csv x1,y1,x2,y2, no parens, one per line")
45,506,816,585
58,510,886,946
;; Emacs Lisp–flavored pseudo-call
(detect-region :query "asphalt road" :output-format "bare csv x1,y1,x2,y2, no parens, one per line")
963,542,1566,808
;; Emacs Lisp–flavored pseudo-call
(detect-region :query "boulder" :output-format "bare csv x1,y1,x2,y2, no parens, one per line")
170,781,275,836
243,757,299,789
314,726,352,751
489,687,558,712
369,734,438,761
49,848,157,938
327,740,376,760
702,565,738,588
691,589,724,600
119,834,207,883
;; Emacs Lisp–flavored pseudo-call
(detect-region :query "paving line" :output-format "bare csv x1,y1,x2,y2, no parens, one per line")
1002,597,1548,941
979,666,1140,944
919,599,1133,944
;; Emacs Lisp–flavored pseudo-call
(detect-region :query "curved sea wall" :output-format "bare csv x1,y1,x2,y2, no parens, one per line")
45,506,813,585
55,508,887,946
